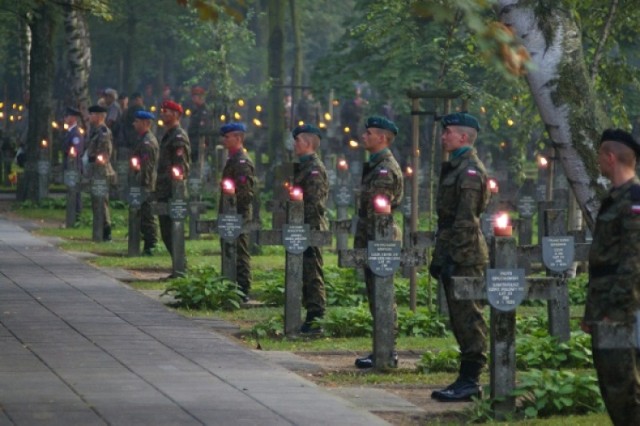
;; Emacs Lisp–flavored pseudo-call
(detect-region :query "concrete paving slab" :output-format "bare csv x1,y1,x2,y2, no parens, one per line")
0,218,391,425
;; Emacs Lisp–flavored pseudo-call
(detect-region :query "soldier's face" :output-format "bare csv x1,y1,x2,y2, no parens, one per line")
293,136,312,156
597,144,614,179
362,128,383,153
222,132,242,150
441,126,465,153
161,108,178,126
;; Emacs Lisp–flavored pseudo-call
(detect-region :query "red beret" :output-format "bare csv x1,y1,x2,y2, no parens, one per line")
161,100,183,114
191,86,205,96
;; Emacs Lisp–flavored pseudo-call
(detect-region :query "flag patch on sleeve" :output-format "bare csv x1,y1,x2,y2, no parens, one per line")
631,205,640,214
467,169,478,176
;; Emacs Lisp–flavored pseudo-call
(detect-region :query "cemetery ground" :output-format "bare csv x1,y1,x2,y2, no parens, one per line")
0,195,613,426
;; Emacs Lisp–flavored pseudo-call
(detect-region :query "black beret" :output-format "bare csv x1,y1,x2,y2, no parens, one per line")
440,112,480,131
365,116,398,135
601,128,640,157
88,105,107,113
292,124,322,139
64,107,81,117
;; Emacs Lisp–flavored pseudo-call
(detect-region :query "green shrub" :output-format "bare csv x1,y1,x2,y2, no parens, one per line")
162,266,243,311
316,305,372,337
568,274,588,305
251,314,284,338
516,331,592,370
254,269,285,305
324,266,366,307
415,347,459,373
395,272,434,306
397,309,449,337
516,314,548,336
513,369,604,418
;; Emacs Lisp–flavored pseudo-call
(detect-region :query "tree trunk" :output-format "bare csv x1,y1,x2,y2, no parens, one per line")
63,0,92,121
498,1,609,231
24,2,56,202
267,0,285,166
289,0,303,102
19,14,32,97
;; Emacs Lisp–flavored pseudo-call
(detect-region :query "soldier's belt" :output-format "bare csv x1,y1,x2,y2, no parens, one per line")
590,264,618,278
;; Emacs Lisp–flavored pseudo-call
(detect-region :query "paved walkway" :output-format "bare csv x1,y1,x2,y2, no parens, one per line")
0,218,389,425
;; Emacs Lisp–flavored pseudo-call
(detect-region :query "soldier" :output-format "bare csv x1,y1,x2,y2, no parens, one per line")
291,124,329,334
581,129,640,425
85,105,116,241
156,100,191,272
62,107,84,222
220,122,255,302
187,86,211,167
119,92,145,156
429,112,489,402
131,110,159,255
354,116,403,368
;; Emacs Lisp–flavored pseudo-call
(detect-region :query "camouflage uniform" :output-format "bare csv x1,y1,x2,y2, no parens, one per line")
354,148,403,318
86,123,116,240
584,176,640,425
132,129,159,252
220,148,255,295
156,125,190,256
293,152,329,316
62,123,84,220
187,103,211,166
431,147,490,366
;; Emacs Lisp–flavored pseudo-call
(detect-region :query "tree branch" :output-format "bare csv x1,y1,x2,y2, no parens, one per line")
590,0,618,82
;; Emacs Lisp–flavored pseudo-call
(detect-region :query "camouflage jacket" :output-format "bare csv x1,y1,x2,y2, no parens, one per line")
132,130,159,192
584,176,640,325
62,124,84,171
220,148,255,220
293,153,329,230
432,147,489,268
85,123,115,178
156,125,190,200
358,148,403,237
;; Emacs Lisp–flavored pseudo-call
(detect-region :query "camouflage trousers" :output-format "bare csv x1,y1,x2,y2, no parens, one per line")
442,263,488,366
139,200,158,248
235,233,252,295
91,194,111,228
158,214,173,256
302,246,325,315
354,219,400,334
592,347,640,425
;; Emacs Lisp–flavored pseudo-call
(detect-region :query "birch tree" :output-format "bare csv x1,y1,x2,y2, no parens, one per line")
63,0,92,120
498,0,609,230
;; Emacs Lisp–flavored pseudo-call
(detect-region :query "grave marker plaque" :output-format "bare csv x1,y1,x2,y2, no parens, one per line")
217,214,243,241
367,241,402,277
542,236,575,273
128,186,143,209
486,269,526,312
64,170,79,187
283,224,310,254
333,185,353,207
169,199,188,221
517,195,536,218
91,178,108,197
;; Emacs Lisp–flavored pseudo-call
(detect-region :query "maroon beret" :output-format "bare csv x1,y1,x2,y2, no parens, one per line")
161,100,183,114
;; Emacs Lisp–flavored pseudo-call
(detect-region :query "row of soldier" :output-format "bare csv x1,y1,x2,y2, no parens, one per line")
61,97,640,423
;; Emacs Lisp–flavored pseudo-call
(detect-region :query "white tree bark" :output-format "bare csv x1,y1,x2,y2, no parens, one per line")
498,1,607,231
63,0,92,120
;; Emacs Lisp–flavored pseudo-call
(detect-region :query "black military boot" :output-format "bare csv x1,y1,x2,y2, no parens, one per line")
355,351,398,369
300,311,323,334
431,361,482,402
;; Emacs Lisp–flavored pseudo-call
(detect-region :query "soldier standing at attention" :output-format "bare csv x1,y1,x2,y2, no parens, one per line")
581,129,640,425
131,110,159,256
220,122,255,302
187,86,211,166
157,100,190,273
353,116,403,369
291,124,329,334
86,105,116,241
429,112,489,402
62,107,84,223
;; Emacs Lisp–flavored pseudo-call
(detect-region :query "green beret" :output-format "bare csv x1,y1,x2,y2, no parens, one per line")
440,112,480,131
292,124,322,139
601,128,640,157
365,116,398,135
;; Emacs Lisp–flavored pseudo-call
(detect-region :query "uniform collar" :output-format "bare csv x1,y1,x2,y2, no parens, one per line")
298,153,316,163
609,176,640,199
369,148,390,163
450,146,472,159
